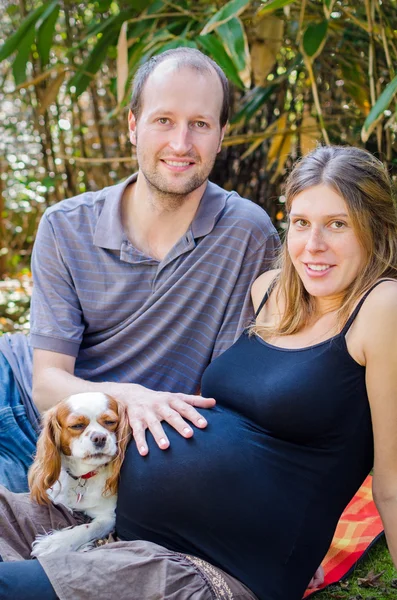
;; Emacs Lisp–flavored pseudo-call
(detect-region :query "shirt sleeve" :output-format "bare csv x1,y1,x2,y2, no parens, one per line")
29,212,84,357
211,230,280,360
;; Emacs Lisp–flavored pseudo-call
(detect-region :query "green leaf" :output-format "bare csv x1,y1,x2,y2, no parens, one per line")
302,20,328,60
155,39,198,52
217,17,250,87
257,0,296,16
0,3,46,62
362,74,397,141
37,4,60,67
198,33,245,89
231,86,275,124
201,0,252,36
12,26,36,85
69,28,117,96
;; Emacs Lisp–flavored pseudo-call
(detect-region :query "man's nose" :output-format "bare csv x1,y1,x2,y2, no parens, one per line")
90,432,107,448
305,227,327,252
168,124,192,154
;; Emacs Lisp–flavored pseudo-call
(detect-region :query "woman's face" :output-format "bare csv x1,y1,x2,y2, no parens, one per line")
287,184,367,309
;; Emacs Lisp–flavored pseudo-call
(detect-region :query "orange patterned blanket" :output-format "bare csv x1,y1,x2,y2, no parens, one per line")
304,475,384,597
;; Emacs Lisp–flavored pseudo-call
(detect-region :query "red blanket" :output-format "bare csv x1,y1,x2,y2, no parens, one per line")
304,475,384,597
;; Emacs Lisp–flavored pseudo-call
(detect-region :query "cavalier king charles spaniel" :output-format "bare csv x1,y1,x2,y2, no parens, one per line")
28,392,130,557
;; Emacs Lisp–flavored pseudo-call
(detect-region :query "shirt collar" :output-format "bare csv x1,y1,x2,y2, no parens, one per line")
93,175,227,251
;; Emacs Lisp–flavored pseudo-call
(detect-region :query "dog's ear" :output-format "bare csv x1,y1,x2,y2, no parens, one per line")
104,401,131,497
28,406,62,505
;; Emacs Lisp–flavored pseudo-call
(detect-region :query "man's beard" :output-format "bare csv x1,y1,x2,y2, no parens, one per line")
136,142,218,210
141,168,211,210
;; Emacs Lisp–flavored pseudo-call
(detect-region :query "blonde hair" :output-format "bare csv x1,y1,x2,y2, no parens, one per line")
253,146,397,338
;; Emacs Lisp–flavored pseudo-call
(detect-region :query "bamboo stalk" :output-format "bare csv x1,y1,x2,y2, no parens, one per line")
304,59,330,146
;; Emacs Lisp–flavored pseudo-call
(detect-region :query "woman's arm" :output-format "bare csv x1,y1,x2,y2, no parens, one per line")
360,280,397,567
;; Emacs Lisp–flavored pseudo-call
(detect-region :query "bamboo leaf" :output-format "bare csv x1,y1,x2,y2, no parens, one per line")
38,69,66,114
257,0,296,17
362,74,397,142
198,34,245,89
201,0,252,36
217,17,251,88
69,28,117,96
117,21,129,105
301,20,328,60
36,3,60,67
0,3,45,62
12,26,36,85
231,85,276,125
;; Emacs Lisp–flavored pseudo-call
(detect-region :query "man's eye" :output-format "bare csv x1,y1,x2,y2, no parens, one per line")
195,121,207,128
69,424,86,430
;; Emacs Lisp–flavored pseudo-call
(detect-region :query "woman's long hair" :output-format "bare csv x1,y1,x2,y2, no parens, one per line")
253,146,397,338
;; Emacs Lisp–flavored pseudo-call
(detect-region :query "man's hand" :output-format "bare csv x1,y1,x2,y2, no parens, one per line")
33,350,215,457
109,384,216,456
307,565,324,589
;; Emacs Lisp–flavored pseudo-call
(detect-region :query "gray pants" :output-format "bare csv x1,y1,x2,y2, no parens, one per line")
0,486,256,600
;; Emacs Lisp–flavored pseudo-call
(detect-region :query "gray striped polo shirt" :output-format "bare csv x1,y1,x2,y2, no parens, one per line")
4,175,278,412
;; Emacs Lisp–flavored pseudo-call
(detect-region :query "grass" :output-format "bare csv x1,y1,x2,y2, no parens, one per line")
313,536,397,599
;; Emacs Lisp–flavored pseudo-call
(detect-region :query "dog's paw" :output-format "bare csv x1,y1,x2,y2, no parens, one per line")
31,528,79,557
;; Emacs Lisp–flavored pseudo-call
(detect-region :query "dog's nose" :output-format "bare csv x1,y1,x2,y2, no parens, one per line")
90,432,107,448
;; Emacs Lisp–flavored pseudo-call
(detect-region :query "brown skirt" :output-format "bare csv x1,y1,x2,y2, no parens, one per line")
0,485,257,600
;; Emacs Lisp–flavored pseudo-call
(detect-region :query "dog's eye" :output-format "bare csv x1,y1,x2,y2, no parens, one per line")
104,420,117,427
69,424,86,430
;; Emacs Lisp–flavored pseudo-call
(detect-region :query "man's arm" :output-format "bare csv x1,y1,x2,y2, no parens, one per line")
33,349,215,456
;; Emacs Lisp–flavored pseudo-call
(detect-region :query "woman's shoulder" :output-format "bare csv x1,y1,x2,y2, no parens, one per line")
356,279,397,350
251,269,280,311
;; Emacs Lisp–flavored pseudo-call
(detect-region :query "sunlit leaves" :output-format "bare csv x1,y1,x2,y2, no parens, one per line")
257,0,296,17
201,0,252,36
362,74,397,142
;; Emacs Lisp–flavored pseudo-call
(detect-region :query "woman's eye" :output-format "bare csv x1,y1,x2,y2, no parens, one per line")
294,219,308,227
158,118,169,125
331,221,345,229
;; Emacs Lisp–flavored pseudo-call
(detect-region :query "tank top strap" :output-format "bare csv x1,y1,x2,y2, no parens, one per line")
341,279,396,336
254,275,279,319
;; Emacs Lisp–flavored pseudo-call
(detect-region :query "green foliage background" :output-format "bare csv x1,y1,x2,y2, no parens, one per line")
1,0,397,279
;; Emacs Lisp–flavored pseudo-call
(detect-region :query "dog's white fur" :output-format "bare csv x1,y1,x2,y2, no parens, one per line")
29,392,130,557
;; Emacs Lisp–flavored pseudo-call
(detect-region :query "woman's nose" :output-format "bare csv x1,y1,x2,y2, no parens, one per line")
305,227,327,252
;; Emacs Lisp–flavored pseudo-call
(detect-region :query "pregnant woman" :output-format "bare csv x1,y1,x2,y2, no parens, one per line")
1,145,397,600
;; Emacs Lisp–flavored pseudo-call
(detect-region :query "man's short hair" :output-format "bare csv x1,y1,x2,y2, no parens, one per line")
130,48,230,127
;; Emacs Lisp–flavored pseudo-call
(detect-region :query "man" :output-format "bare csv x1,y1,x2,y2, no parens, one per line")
0,48,279,493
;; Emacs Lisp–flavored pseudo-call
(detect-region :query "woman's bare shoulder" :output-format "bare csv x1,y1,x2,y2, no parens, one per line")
251,269,280,311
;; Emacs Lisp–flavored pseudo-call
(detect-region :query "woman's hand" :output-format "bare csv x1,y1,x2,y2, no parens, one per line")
307,565,324,589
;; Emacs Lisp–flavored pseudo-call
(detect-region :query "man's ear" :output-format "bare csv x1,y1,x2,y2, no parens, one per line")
128,109,137,146
217,123,227,153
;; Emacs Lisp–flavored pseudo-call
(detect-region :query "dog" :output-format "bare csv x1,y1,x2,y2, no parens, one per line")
28,392,130,557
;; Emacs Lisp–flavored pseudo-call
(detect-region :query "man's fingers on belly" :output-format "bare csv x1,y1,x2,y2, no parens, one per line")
146,417,170,450
170,399,209,429
131,421,149,456
161,408,194,438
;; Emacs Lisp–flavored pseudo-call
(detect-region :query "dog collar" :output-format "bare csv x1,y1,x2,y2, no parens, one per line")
66,469,98,481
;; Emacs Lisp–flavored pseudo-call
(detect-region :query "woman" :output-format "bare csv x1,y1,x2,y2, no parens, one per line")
1,145,397,600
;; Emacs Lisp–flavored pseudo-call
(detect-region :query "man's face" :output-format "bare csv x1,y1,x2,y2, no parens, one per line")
129,62,226,199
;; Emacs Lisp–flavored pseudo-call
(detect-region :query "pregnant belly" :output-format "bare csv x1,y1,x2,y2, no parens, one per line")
116,405,310,567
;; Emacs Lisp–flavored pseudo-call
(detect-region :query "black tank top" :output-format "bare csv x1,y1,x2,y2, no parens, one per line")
116,282,388,600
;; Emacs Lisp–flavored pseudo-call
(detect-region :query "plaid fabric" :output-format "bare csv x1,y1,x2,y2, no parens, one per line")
304,475,384,598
